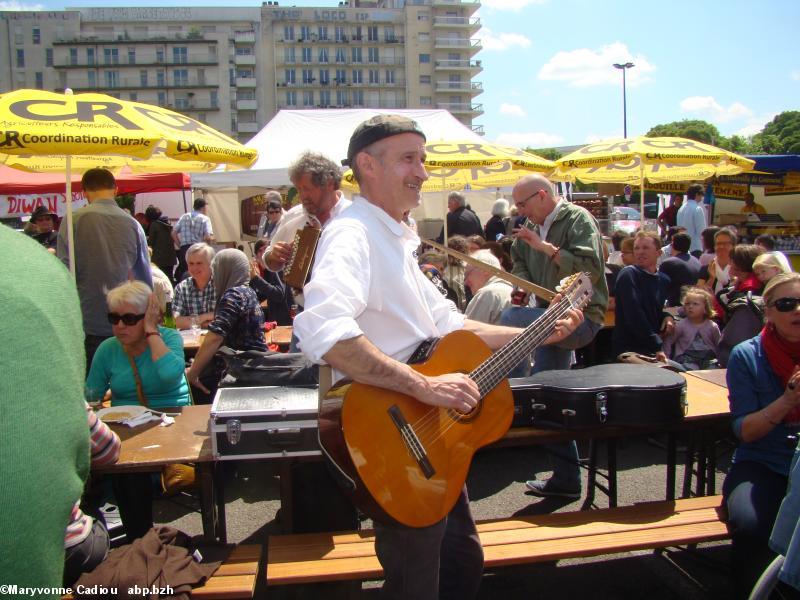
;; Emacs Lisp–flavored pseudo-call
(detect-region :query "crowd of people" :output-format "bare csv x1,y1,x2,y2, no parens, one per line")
4,114,800,598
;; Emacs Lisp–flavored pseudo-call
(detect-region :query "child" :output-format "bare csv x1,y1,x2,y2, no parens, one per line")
753,252,791,286
663,286,721,370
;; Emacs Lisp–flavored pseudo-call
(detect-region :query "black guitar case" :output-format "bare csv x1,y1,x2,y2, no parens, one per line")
510,364,687,430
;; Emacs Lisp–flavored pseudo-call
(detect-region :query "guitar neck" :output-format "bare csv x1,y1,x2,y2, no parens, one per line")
469,299,573,397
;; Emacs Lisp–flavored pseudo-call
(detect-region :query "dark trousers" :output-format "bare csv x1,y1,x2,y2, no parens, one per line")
723,460,789,598
63,518,110,587
84,334,111,376
374,487,483,600
112,473,154,543
175,244,192,282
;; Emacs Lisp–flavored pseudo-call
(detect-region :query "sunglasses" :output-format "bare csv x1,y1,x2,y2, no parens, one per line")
108,312,146,326
769,297,800,313
268,210,281,214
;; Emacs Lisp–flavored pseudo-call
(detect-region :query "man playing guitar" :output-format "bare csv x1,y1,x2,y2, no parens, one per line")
293,115,583,600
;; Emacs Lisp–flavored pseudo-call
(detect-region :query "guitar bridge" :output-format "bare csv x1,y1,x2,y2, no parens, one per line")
388,405,435,479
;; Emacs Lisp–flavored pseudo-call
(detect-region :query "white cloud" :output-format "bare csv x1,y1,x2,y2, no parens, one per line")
481,0,547,11
792,71,800,81
679,96,753,123
495,132,563,148
499,103,526,117
735,113,778,137
538,42,656,88
478,27,531,52
0,1,43,9
584,131,621,143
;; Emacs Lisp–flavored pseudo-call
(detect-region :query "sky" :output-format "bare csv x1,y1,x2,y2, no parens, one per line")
3,0,799,148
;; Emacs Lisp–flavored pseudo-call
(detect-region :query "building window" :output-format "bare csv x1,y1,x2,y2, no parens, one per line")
420,96,432,105
209,44,217,58
335,68,346,84
318,47,329,63
158,91,166,106
303,90,314,107
35,72,44,89
335,48,346,63
319,90,331,106
386,69,395,84
352,69,363,84
175,97,189,109
87,71,96,87
156,48,164,63
352,90,364,106
286,91,297,106
384,27,395,42
418,11,429,21
128,47,136,64
14,26,22,45
284,47,296,63
300,26,311,41
32,28,41,45
367,26,378,42
368,47,379,63
70,48,78,66
103,48,119,65
157,70,165,86
87,48,96,65
419,54,431,63
173,47,188,64
197,112,207,123
140,70,148,86
369,69,379,84
302,47,312,63
173,69,188,86
319,70,330,85
230,68,235,86
353,26,363,41
197,68,205,85
318,26,328,41
351,47,362,63
129,92,137,101
418,32,429,42
45,48,53,67
336,90,349,106
104,70,119,88
16,49,24,68
210,91,218,108
419,74,431,84
285,69,296,84
335,26,346,42
283,25,294,41
302,69,313,84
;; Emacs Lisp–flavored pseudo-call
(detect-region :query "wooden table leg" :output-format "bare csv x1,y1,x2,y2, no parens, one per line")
665,432,677,500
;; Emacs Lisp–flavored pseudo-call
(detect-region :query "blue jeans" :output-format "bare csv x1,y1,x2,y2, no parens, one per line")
500,307,603,491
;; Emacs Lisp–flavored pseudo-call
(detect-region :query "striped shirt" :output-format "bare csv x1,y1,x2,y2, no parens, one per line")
173,276,216,317
65,403,121,548
174,210,213,245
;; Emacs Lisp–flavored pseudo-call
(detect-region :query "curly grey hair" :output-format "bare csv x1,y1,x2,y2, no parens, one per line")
288,152,342,190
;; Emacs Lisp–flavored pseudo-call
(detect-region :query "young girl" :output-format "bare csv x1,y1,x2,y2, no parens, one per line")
663,286,722,370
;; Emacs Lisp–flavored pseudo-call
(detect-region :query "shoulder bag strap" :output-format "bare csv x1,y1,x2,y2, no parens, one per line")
124,350,150,408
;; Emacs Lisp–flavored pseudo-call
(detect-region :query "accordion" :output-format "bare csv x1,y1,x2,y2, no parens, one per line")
284,226,321,289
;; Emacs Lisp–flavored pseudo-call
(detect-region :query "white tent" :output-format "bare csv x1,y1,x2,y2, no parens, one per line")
193,109,498,244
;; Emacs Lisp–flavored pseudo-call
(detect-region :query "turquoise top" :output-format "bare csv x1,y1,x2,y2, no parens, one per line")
86,326,191,408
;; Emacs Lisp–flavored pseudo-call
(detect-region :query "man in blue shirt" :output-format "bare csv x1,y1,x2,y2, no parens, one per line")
676,183,707,257
57,168,153,368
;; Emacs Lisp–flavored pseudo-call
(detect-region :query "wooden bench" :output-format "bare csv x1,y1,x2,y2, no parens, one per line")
63,544,261,600
266,496,729,586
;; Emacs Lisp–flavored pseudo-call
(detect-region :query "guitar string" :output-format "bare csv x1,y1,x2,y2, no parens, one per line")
408,292,578,443
408,292,580,447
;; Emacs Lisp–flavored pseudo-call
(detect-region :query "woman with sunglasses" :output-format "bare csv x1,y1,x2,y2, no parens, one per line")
723,272,800,595
85,281,190,541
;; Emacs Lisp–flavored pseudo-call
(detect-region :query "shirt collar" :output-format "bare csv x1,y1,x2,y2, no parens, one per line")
541,197,566,230
353,195,416,243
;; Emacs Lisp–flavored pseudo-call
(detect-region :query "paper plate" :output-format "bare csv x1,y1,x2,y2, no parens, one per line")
96,405,149,423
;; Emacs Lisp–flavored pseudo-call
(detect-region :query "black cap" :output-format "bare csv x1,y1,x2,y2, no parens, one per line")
344,114,426,166
29,206,57,222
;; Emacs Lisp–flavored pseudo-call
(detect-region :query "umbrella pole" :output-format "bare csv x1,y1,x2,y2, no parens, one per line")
66,155,76,277
442,171,448,245
640,161,646,229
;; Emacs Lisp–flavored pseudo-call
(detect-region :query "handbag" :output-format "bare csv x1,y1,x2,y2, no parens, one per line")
124,350,197,495
216,346,319,388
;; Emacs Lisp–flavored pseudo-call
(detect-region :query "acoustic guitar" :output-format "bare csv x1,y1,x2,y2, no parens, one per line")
318,272,593,528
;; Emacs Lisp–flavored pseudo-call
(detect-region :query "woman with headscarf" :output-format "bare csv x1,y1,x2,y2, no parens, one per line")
186,249,266,402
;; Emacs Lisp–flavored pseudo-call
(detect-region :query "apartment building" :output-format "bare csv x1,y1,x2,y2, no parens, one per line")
0,1,483,141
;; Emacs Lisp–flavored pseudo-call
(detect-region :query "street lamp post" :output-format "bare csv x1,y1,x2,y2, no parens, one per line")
613,62,635,138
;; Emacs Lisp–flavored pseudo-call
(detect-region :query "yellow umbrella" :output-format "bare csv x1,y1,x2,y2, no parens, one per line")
554,137,755,224
0,89,258,274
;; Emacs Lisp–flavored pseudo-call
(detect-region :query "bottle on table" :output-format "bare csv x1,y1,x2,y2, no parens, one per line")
163,302,177,329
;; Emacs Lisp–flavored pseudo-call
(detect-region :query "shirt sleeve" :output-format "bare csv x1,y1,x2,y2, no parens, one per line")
87,403,120,466
151,327,188,385
293,223,370,363
208,289,242,339
172,281,187,316
726,343,759,440
131,225,154,288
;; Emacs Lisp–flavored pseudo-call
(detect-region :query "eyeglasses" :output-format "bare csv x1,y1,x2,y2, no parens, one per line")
267,210,281,214
769,297,800,312
107,312,146,326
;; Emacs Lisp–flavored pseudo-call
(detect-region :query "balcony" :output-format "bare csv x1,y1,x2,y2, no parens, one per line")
432,16,481,30
434,58,482,73
236,99,258,110
433,0,481,6
433,37,482,52
471,123,485,135
235,54,257,66
234,31,256,44
235,76,257,87
68,77,219,91
173,104,221,113
54,34,213,45
237,121,260,133
435,80,483,94
437,102,483,116
54,55,220,69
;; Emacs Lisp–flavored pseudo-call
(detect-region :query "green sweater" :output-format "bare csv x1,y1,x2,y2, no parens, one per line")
0,225,90,596
510,201,609,325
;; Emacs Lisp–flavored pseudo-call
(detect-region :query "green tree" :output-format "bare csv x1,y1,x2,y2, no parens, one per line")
646,119,726,146
751,111,800,154
526,147,562,160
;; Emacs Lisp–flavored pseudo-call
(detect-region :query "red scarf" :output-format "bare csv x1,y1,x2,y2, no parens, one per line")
761,323,800,423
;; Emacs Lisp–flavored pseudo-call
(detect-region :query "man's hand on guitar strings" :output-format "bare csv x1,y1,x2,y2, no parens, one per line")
418,372,480,414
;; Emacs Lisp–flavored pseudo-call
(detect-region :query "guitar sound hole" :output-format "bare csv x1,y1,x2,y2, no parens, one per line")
448,401,481,423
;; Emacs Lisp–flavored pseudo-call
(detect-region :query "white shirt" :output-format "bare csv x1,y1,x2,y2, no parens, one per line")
538,198,565,242
265,191,351,271
294,196,463,382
